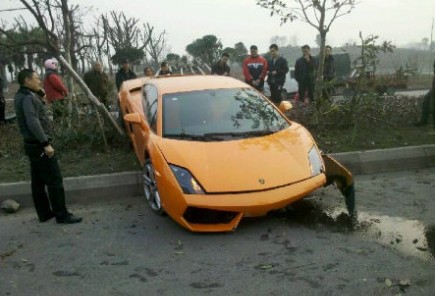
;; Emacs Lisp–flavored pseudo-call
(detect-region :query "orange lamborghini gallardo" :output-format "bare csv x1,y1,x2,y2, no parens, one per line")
118,75,354,232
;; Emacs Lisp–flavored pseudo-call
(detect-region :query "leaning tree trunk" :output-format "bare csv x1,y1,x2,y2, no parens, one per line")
57,55,124,136
61,0,75,123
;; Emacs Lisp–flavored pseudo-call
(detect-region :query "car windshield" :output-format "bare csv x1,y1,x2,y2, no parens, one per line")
162,87,289,141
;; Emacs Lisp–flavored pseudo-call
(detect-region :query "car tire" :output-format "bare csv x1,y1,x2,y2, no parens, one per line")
142,159,165,215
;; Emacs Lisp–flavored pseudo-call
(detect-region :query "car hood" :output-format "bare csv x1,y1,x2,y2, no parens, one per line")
157,126,317,193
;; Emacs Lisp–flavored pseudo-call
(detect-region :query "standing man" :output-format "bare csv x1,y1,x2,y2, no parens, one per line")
83,61,110,108
211,53,230,76
243,45,268,91
266,44,289,104
115,59,137,91
144,66,154,77
158,61,172,76
295,44,316,103
322,45,336,100
0,75,5,124
14,69,82,224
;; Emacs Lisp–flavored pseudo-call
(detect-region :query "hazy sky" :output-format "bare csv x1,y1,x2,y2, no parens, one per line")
2,0,434,54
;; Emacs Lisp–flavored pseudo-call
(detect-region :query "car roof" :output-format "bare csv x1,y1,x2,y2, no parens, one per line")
122,75,249,94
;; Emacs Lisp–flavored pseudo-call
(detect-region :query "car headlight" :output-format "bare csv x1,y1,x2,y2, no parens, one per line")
169,164,205,194
308,146,323,177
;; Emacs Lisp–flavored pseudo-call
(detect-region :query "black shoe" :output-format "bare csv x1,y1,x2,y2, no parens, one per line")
56,213,82,224
413,121,427,127
39,212,55,222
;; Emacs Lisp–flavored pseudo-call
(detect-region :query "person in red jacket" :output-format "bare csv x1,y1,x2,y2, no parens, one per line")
43,58,68,119
242,45,268,91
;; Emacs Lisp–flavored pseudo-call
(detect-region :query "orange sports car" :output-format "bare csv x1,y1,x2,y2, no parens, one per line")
118,75,354,232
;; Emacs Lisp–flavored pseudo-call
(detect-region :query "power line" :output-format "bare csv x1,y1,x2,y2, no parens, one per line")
0,7,28,13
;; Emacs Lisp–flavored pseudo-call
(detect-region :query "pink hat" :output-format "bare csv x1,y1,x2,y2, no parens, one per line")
44,58,58,70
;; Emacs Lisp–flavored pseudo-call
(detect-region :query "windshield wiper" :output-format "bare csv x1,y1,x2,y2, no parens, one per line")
164,133,224,141
204,130,275,139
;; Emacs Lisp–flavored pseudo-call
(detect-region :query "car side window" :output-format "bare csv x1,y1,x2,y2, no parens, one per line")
143,84,158,132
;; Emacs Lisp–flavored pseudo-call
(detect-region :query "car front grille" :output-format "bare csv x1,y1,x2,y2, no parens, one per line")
183,207,238,224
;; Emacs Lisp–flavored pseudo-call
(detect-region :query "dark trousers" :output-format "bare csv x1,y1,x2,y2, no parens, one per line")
96,94,109,109
298,79,315,103
322,79,335,101
0,96,5,122
269,83,284,104
25,144,68,220
246,80,265,92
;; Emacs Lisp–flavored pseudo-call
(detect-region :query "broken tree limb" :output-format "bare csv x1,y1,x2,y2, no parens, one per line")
57,55,125,136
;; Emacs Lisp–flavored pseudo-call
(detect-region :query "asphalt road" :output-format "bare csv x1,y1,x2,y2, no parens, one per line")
1,168,434,296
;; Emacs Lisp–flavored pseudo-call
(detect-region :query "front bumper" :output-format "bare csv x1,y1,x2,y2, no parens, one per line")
170,174,326,232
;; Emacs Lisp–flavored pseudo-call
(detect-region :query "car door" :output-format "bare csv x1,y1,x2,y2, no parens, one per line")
131,84,158,164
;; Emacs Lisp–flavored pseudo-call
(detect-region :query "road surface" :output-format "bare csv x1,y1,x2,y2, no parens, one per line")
1,168,434,295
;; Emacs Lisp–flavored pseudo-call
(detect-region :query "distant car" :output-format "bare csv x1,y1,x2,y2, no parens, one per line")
118,75,355,232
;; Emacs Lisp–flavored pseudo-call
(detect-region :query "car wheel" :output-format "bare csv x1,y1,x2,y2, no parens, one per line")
142,159,164,215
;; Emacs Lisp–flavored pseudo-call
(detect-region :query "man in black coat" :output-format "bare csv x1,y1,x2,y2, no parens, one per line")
266,44,289,104
322,45,336,100
14,69,82,224
115,59,137,91
84,61,110,108
211,53,231,76
295,44,317,103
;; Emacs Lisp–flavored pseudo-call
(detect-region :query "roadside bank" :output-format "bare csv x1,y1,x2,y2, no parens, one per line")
1,144,434,207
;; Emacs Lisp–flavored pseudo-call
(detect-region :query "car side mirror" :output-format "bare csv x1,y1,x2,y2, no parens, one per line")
278,101,293,113
124,113,142,124
124,113,149,132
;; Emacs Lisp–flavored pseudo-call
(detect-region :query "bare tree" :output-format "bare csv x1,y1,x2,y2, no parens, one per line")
257,0,357,102
80,16,108,72
0,0,123,135
143,23,167,67
102,11,141,51
101,11,147,68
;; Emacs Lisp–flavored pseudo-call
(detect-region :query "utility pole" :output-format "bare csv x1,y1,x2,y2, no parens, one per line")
428,18,434,74
430,18,434,55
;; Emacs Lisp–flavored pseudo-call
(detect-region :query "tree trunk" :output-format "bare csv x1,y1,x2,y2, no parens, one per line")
57,55,124,136
314,30,327,104
61,0,75,121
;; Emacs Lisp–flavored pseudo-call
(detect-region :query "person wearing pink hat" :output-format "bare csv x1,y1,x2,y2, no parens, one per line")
43,58,68,119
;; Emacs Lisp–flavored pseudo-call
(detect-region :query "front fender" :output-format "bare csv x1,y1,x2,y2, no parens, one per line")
322,154,355,215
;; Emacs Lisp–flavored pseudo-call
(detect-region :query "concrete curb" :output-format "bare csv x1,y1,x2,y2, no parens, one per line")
331,144,435,175
1,145,434,207
0,171,142,207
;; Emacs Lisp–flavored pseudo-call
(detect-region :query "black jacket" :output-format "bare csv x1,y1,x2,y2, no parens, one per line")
294,56,317,83
323,55,335,81
211,61,230,76
267,56,289,86
115,69,137,90
84,69,109,98
14,87,52,146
